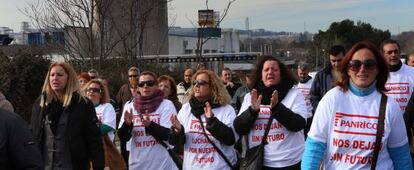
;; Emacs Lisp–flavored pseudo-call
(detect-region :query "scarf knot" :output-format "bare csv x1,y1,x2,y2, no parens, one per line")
133,89,164,114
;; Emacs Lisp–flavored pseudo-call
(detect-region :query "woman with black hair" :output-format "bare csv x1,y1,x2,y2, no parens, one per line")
234,56,309,169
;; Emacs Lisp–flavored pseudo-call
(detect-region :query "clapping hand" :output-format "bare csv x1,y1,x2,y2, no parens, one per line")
250,89,262,111
141,110,151,127
124,108,133,125
204,102,214,118
270,90,279,109
170,114,182,133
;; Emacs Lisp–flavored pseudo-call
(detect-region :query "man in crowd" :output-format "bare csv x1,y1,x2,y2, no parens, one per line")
88,69,99,79
116,66,140,166
294,62,314,136
231,70,253,113
381,40,414,151
407,53,414,67
221,67,241,98
310,45,346,114
0,108,43,169
177,68,194,104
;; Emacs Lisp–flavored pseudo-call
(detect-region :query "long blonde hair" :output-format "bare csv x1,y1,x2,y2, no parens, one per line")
188,70,231,105
40,62,79,108
82,79,110,104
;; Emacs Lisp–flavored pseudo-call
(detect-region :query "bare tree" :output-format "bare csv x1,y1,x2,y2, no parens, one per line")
22,0,171,70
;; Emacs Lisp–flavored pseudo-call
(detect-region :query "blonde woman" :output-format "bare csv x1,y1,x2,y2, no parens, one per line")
83,79,116,142
169,69,238,170
30,62,104,170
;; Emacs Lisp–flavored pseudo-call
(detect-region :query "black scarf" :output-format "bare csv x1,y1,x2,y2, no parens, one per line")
299,76,312,84
189,98,221,118
389,61,402,72
45,99,64,134
255,80,293,105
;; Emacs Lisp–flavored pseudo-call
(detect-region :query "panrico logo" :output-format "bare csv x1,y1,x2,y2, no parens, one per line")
385,83,410,94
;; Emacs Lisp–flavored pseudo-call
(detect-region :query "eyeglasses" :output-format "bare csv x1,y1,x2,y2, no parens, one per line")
348,59,377,71
138,80,156,87
192,79,209,86
86,88,102,94
128,75,138,78
385,49,399,55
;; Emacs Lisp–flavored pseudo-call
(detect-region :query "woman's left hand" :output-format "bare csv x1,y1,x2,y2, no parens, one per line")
204,102,214,118
142,110,152,127
270,90,279,109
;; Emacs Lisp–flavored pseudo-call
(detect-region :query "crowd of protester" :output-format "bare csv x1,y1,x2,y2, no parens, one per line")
1,39,414,170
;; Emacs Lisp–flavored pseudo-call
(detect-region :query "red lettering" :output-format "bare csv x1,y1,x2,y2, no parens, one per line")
332,138,350,148
194,157,215,164
344,154,372,165
395,98,408,103
330,153,343,161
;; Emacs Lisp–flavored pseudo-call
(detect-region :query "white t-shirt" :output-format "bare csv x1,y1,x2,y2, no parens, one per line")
385,64,414,111
238,88,309,168
177,103,238,170
95,103,116,142
308,87,408,170
294,78,314,116
118,99,178,170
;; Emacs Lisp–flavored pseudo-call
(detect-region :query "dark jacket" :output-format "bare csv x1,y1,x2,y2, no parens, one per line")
116,83,133,114
225,82,242,98
231,85,250,114
309,65,336,114
0,108,43,170
30,93,104,170
404,92,414,145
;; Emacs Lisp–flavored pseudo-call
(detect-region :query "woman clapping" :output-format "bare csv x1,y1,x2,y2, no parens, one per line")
169,69,238,170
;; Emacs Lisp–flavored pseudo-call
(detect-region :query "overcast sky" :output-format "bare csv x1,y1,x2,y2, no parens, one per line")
1,0,413,34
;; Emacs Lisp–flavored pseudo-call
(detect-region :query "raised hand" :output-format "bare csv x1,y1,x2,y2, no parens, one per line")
141,110,152,127
170,114,182,133
204,102,214,118
250,89,262,111
270,90,279,109
124,108,133,125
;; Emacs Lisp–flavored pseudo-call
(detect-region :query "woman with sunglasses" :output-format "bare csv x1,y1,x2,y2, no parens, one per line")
83,79,116,142
302,41,412,170
169,69,238,170
118,71,179,170
234,56,309,169
30,62,104,169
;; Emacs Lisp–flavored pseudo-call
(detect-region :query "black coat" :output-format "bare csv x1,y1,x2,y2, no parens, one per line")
0,108,43,170
30,93,104,170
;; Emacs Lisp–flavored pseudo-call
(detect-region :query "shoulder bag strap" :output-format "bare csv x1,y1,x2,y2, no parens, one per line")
371,94,387,170
198,117,234,169
261,115,274,145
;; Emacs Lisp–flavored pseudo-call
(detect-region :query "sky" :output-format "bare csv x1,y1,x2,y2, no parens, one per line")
1,0,413,35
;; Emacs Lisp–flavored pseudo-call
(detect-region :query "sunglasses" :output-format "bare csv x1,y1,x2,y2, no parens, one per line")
138,80,156,87
348,59,377,71
86,88,102,93
192,79,209,86
128,75,138,78
385,49,399,55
